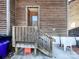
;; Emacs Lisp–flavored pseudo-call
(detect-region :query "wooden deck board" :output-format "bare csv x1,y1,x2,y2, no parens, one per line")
16,42,37,48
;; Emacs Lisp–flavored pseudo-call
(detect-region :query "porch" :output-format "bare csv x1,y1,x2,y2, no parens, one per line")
12,26,53,57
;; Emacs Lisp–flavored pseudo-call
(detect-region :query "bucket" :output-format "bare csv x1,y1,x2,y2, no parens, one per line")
24,48,32,54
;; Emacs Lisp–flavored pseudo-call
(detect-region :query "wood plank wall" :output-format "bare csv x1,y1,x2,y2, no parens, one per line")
10,0,15,35
15,0,67,36
0,0,6,35
0,0,15,35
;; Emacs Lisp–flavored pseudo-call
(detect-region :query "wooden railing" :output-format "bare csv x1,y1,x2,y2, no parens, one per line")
38,30,52,53
12,26,38,46
12,26,52,56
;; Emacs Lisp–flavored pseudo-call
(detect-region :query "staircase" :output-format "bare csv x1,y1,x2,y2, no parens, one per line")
37,30,52,57
12,26,53,57
0,0,6,35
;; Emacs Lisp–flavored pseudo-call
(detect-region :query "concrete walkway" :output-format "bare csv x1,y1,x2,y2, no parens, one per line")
11,45,79,59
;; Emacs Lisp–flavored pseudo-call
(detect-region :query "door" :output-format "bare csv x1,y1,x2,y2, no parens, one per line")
27,7,38,26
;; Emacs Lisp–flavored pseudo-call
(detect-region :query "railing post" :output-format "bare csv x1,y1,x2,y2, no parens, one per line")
12,26,15,47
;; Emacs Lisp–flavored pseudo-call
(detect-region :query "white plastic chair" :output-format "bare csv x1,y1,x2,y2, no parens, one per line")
75,37,79,40
61,37,75,51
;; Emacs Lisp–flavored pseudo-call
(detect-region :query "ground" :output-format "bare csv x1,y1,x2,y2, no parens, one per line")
10,45,79,59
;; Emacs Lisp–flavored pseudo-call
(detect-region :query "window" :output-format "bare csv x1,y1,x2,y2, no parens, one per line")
26,7,38,26
32,16,38,26
32,16,37,22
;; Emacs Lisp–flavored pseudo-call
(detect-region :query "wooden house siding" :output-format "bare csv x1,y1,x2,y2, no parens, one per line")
15,0,67,36
0,0,67,36
0,0,6,35
10,0,15,35
0,0,15,35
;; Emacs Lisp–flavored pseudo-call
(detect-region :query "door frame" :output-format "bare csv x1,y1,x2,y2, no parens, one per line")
26,5,40,28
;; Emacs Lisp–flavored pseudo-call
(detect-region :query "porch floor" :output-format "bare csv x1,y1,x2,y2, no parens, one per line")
10,45,79,59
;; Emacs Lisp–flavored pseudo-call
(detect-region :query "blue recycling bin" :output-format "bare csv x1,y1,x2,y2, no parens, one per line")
0,40,10,59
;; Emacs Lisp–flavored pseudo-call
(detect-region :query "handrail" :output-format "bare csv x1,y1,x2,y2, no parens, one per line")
39,30,53,41
38,30,53,52
12,26,38,43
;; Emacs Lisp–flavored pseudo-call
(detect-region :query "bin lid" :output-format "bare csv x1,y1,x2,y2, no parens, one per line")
0,40,9,46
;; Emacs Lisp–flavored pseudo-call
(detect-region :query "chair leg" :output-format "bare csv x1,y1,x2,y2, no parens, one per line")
64,46,66,51
34,48,37,55
70,46,72,51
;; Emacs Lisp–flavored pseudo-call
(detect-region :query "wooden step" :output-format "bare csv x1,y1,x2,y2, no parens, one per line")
38,47,52,57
